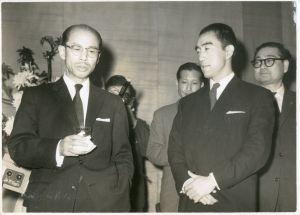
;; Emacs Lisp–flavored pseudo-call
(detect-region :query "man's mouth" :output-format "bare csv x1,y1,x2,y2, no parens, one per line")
76,64,89,71
201,65,210,70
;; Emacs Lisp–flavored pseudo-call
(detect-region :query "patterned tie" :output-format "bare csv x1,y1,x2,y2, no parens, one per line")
209,83,220,110
73,84,84,126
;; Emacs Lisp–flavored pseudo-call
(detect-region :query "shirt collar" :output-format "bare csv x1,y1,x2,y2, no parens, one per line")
209,72,234,90
273,84,285,99
210,72,234,89
63,73,90,97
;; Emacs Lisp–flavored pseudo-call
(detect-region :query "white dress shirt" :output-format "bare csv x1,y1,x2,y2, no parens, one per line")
56,74,90,167
272,84,284,112
210,72,235,99
63,74,90,124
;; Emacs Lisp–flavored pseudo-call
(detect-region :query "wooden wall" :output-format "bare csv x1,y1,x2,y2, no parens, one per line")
2,1,296,212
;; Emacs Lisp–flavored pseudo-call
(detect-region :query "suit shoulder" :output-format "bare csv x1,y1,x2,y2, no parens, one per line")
237,80,273,98
22,82,52,96
179,88,203,105
154,102,178,116
286,89,296,99
95,87,124,103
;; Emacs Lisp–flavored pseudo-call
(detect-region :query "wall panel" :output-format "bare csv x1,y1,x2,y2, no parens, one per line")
2,2,296,212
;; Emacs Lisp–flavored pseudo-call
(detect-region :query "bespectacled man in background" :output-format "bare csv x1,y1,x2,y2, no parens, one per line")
252,42,296,212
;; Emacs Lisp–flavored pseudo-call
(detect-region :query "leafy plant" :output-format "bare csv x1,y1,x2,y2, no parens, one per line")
17,46,39,72
41,36,62,81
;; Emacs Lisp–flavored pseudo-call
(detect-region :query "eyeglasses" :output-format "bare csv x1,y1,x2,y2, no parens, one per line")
65,44,100,58
251,58,285,68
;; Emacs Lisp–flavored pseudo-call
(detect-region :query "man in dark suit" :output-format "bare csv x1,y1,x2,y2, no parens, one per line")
8,24,134,212
168,23,275,212
252,42,296,212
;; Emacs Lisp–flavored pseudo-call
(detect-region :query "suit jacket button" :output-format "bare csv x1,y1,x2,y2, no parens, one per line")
274,177,280,182
279,152,284,157
71,185,76,190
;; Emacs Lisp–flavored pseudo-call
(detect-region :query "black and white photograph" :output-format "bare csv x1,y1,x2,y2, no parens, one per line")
1,0,297,213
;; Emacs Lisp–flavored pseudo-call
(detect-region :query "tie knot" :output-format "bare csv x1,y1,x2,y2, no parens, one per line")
75,84,83,92
211,83,220,91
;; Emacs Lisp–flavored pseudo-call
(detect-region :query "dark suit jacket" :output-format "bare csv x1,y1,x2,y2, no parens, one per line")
168,76,275,212
8,78,134,212
130,118,149,212
258,89,296,211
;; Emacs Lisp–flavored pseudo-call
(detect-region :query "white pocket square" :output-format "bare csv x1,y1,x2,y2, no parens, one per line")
226,111,246,114
96,117,110,122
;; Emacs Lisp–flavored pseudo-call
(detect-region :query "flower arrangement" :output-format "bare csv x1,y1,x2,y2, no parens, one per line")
2,39,60,138
2,47,44,137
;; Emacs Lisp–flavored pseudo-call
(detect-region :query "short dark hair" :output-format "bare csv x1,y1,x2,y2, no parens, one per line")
105,75,135,98
254,42,291,61
61,24,102,50
176,62,203,82
199,23,237,56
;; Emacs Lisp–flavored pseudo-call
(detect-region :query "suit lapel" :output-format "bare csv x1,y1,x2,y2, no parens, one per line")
85,84,104,128
52,78,78,128
213,76,239,113
279,90,295,128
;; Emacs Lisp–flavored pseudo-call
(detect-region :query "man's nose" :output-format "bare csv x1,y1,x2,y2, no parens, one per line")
260,61,268,69
80,48,88,60
198,54,205,64
185,83,192,92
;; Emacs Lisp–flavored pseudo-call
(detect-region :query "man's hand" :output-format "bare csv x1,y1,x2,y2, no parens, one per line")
199,194,218,205
59,134,96,156
184,171,217,204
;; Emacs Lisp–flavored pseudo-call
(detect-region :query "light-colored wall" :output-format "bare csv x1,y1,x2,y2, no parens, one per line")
2,1,296,212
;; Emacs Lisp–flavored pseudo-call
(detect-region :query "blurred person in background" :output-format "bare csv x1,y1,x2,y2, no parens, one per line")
106,75,149,212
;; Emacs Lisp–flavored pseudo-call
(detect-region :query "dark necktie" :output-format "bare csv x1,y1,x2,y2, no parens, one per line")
272,91,280,113
209,83,220,110
73,84,84,126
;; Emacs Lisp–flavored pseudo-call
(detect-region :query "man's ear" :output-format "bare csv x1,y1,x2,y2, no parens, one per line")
225,45,235,60
200,81,204,88
283,59,289,74
96,53,101,64
58,45,66,60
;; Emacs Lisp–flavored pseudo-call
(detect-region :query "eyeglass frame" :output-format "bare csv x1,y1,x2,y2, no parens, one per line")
65,44,101,58
251,57,285,68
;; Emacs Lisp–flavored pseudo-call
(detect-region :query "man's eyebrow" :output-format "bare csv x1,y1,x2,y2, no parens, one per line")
195,42,213,50
201,42,213,46
67,43,99,49
255,54,279,59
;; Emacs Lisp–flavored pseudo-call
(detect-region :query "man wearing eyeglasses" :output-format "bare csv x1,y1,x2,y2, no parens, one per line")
8,24,133,212
252,42,296,212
